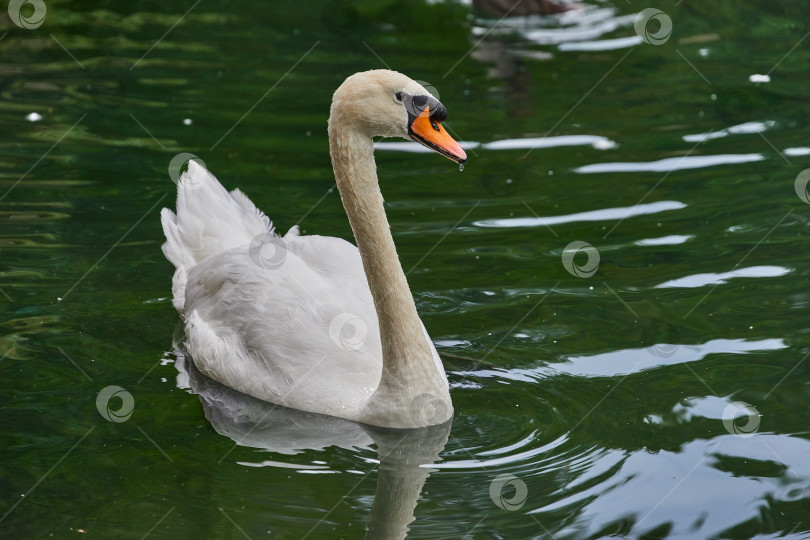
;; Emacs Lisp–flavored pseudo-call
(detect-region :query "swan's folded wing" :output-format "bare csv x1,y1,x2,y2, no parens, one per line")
162,161,278,313
182,236,382,419
283,234,367,283
171,161,274,267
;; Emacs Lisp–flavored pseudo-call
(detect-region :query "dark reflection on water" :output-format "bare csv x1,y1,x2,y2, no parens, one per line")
175,344,451,540
2,0,810,538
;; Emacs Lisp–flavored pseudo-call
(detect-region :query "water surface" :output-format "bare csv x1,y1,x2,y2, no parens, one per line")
2,0,810,538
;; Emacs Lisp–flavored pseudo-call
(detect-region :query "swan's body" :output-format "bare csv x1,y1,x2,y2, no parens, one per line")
161,70,467,428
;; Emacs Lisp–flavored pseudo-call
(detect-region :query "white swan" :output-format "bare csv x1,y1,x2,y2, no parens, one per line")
161,70,467,429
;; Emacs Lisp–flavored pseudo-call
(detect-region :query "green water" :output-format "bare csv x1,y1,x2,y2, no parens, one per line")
3,0,810,538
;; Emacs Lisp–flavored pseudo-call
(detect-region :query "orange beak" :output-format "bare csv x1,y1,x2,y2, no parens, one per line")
408,107,467,164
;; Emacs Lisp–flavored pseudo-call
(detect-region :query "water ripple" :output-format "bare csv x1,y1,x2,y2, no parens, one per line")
541,436,810,538
655,265,791,288
433,433,568,470
635,234,693,246
474,200,685,229
575,153,765,173
457,338,785,380
683,120,776,143
374,134,617,153
551,338,786,377
559,35,642,51
476,8,636,46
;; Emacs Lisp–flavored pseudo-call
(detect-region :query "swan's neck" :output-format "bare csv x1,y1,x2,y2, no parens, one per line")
329,124,450,426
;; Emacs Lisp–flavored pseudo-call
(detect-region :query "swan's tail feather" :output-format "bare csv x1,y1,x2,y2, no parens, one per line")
160,160,275,313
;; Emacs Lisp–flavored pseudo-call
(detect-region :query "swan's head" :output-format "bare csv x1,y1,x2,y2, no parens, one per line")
329,70,467,164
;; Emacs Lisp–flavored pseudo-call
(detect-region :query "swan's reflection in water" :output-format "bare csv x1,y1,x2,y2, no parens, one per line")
174,347,451,539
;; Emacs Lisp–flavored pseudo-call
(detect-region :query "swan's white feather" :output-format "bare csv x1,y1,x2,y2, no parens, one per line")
161,161,444,419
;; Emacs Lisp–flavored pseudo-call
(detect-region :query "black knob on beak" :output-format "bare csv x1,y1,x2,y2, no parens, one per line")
430,101,447,123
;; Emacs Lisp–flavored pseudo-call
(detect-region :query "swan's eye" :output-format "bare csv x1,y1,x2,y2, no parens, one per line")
395,91,403,102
